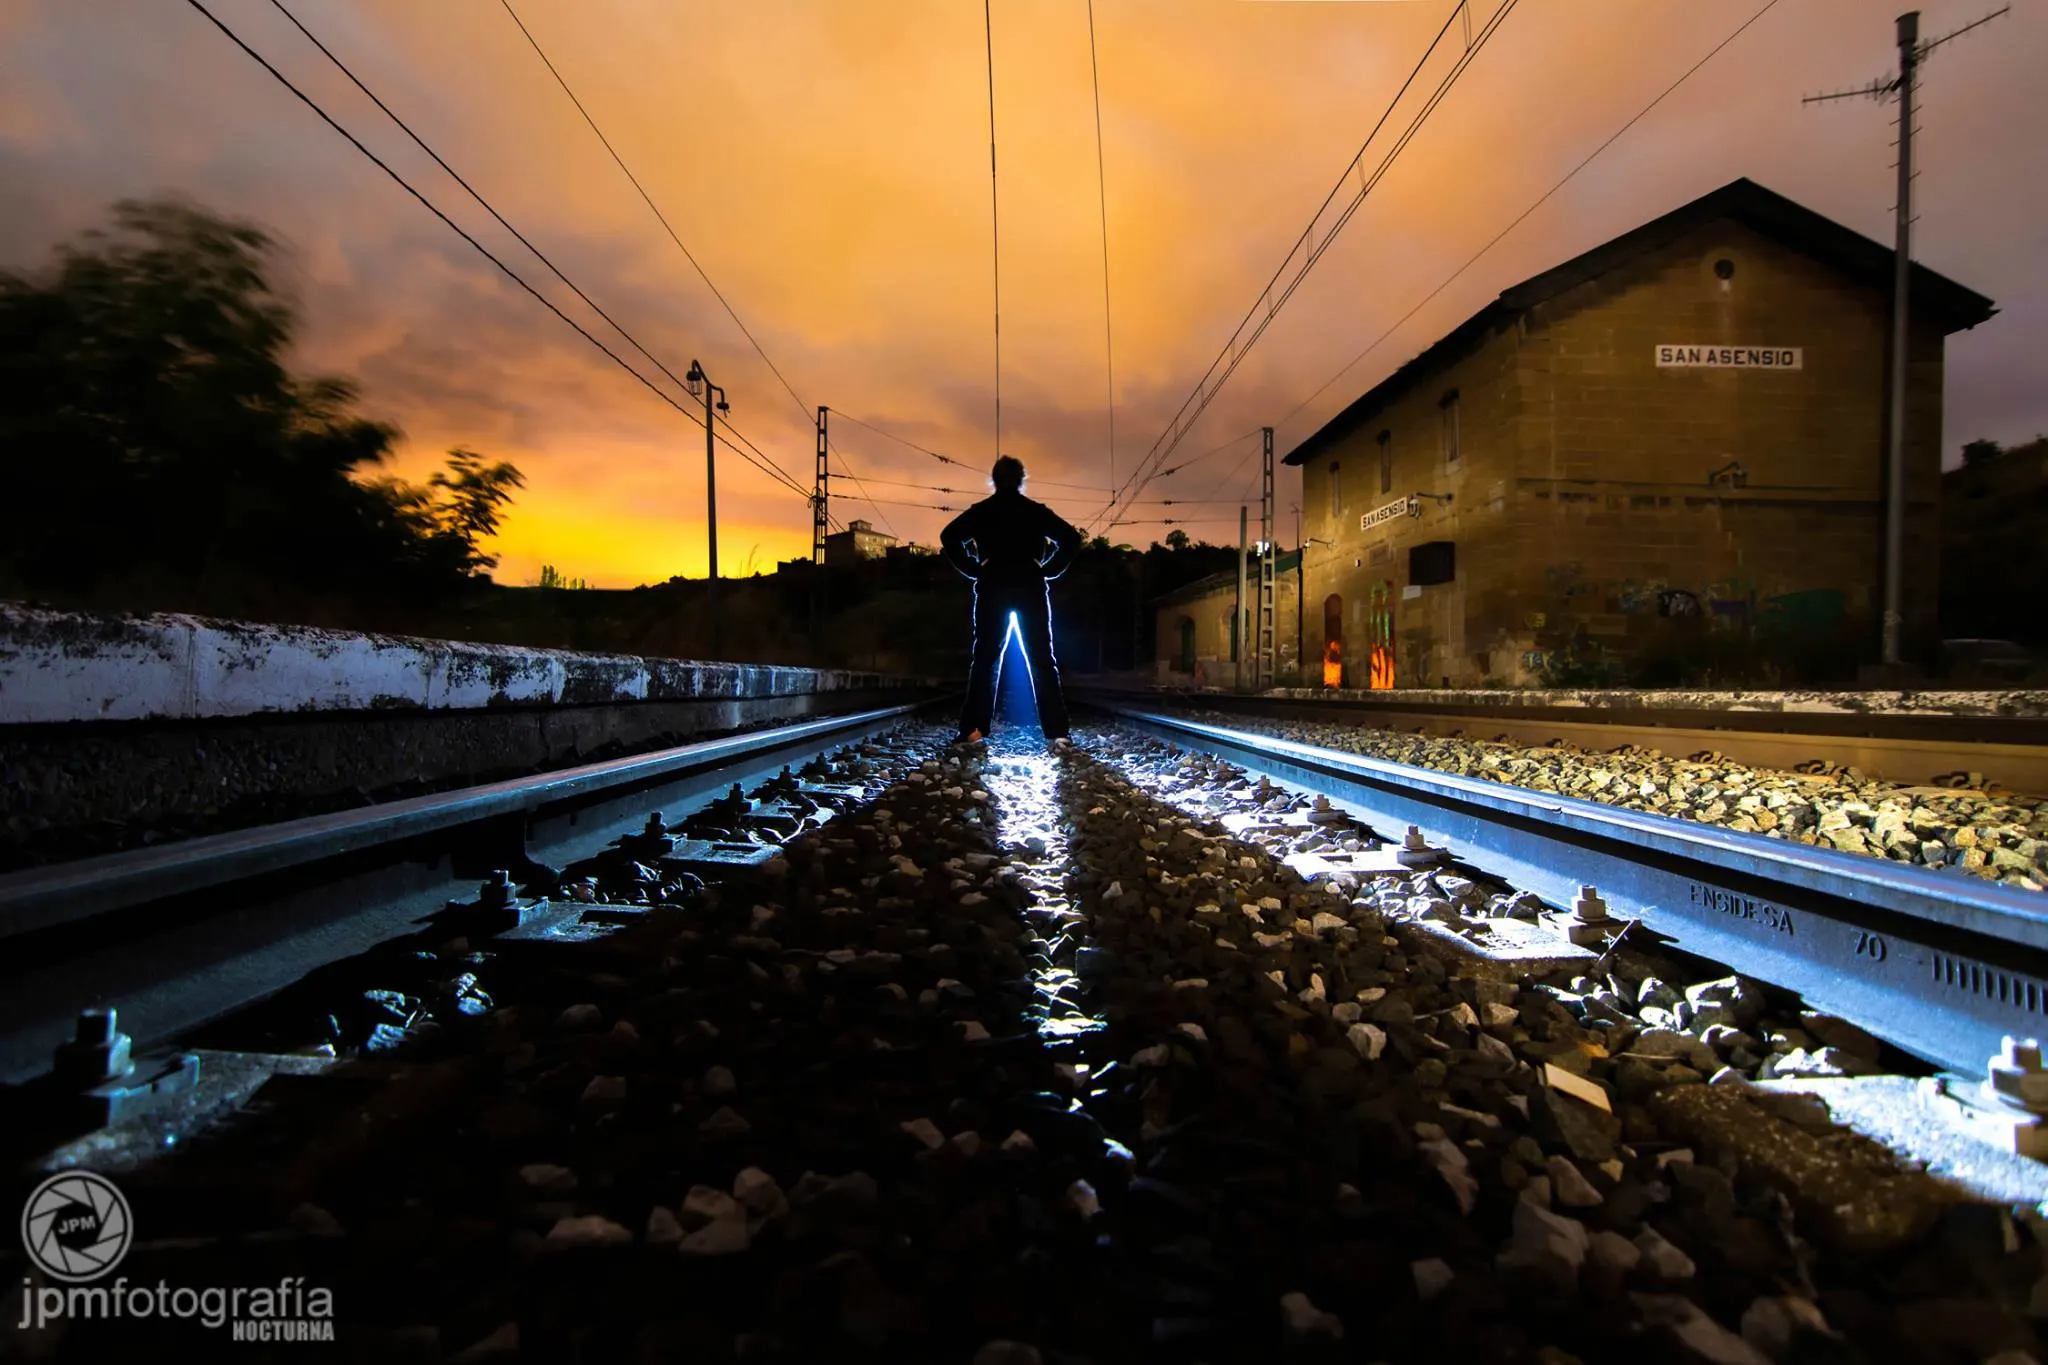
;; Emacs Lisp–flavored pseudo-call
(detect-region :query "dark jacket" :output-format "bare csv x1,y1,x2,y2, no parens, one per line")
940,489,1083,584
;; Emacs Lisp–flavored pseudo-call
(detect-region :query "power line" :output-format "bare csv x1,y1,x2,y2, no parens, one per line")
263,0,709,419
264,0,809,504
1090,0,1519,535
982,0,1003,459
1157,428,1263,480
185,0,812,510
1072,428,1263,531
854,496,956,512
1272,0,1787,440
1099,0,1519,532
823,449,899,538
831,411,952,462
1086,0,1116,491
497,0,814,493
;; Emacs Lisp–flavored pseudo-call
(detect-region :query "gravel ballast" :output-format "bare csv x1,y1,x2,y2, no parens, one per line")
6,722,2044,1364
1163,708,2048,894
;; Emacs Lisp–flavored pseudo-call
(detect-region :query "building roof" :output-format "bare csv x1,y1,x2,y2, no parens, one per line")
1282,177,1999,467
1154,547,1302,608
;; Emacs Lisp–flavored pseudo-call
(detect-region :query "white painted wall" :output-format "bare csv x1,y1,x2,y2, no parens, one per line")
0,606,906,725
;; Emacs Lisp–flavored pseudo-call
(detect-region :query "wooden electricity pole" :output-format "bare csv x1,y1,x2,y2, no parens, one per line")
1805,5,2007,666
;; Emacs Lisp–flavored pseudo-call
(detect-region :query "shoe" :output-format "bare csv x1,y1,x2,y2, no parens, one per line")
1049,736,1073,754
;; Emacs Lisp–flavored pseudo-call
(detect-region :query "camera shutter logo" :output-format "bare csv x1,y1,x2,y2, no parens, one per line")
21,1172,133,1282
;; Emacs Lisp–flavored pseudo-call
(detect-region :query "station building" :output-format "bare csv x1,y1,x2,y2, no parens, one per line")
1278,177,1995,689
1153,548,1301,685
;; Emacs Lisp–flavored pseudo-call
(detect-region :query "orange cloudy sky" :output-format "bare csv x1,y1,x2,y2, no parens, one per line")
4,0,2044,587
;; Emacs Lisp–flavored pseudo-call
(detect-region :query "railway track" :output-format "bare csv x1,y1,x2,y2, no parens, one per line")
1077,686,2048,797
5,701,2047,1361
0,701,934,1128
1084,701,2048,1085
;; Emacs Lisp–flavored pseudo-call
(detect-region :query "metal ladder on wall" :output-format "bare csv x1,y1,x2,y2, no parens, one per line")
1256,427,1276,692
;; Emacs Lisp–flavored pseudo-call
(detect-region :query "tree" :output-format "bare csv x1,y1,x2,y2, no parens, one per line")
1164,528,1191,551
1962,438,2003,466
537,564,590,590
0,196,520,603
427,447,524,574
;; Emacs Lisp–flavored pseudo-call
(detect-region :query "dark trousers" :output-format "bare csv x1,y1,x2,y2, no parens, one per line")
961,577,1069,740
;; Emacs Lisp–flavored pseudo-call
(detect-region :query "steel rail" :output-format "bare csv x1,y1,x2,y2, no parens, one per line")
0,702,930,1087
1073,685,2048,795
0,703,924,940
1097,704,2048,1079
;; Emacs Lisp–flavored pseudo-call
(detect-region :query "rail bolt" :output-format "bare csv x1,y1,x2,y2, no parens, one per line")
1395,826,1445,869
1567,886,1612,948
1988,1036,2048,1113
478,869,513,911
54,1007,135,1089
644,813,666,836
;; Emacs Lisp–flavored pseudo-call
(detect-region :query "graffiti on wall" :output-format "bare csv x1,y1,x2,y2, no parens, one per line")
1367,581,1396,689
1532,564,1852,672
1658,590,1702,618
1756,588,1847,639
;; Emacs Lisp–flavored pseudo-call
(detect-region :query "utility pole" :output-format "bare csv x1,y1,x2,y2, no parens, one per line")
1257,427,1276,692
1805,5,2007,668
813,408,830,565
811,406,829,655
686,360,729,649
1235,506,1248,693
1293,503,1304,684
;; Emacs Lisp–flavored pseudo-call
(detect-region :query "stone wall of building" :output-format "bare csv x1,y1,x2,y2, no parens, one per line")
1295,215,1956,687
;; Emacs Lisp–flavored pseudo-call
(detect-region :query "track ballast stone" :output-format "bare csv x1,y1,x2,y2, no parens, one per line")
1175,708,2048,893
7,723,2046,1364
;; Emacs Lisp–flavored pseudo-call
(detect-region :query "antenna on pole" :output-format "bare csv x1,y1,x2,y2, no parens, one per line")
1802,5,2006,672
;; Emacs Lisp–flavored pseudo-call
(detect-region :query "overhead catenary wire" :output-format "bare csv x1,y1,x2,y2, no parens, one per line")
982,0,1003,459
260,0,812,506
261,1,711,432
498,4,808,446
821,449,899,538
1272,0,1788,440
1088,0,1519,536
499,0,916,535
1086,0,1116,490
184,0,813,508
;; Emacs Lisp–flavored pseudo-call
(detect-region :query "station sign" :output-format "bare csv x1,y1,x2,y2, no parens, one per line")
1655,345,1802,369
1360,495,1419,533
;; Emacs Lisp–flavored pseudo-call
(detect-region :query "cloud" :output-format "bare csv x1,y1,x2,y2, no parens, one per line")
3,0,2043,586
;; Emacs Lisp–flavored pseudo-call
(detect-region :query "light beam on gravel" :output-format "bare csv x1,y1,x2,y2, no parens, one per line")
980,736,1104,1041
994,610,1040,734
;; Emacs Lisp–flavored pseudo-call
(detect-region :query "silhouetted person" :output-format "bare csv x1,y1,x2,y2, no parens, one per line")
941,456,1083,745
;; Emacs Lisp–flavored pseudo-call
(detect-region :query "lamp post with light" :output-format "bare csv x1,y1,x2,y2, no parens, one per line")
686,361,729,651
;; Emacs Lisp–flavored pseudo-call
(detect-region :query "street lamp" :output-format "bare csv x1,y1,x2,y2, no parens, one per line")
685,360,729,585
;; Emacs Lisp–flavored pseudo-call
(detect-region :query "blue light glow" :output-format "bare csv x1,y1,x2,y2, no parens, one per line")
997,609,1039,728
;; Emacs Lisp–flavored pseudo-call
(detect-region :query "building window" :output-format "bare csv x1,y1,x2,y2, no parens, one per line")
1328,462,1341,520
1438,390,1460,465
1377,430,1392,495
1410,540,1455,586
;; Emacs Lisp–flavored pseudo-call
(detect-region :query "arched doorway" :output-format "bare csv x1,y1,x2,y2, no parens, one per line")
1321,594,1343,687
1177,616,1195,673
